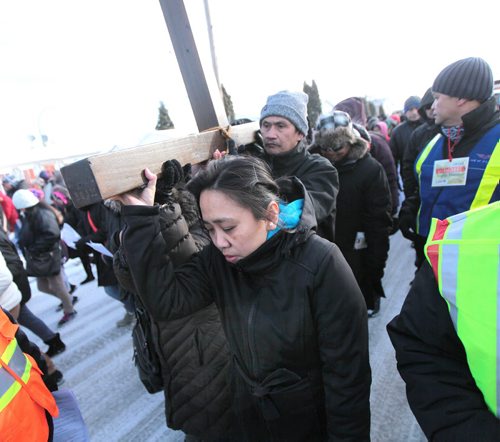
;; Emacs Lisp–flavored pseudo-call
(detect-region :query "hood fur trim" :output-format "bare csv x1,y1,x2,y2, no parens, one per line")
314,126,368,161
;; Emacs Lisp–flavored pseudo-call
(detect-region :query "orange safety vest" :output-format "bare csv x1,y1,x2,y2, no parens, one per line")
0,310,59,442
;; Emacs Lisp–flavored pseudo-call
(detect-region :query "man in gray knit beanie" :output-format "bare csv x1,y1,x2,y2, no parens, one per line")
258,90,309,156
238,90,339,243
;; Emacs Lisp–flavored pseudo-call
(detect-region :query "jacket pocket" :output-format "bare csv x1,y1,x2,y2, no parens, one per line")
250,368,324,441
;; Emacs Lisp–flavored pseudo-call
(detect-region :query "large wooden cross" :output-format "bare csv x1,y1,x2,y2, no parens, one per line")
61,0,258,208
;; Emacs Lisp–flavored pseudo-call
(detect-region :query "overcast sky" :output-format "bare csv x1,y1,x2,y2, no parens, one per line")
1,0,499,164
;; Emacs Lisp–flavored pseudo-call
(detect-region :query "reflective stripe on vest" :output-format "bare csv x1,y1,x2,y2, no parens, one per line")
415,125,500,237
425,201,500,416
0,337,32,412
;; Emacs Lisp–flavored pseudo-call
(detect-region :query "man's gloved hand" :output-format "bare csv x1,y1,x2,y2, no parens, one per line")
238,130,265,157
399,212,417,241
155,159,184,204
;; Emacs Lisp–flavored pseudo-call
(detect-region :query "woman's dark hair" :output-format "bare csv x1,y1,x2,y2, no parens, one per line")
186,156,279,221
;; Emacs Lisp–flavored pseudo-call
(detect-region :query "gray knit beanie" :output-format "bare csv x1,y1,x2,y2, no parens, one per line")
432,57,493,102
260,90,309,135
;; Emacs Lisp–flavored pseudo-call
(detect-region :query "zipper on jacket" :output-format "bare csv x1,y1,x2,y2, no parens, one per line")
247,301,258,377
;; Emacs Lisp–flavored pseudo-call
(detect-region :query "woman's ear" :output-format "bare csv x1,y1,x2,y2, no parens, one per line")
266,200,280,230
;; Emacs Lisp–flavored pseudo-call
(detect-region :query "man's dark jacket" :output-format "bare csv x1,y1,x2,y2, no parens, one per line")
387,262,500,441
246,139,339,242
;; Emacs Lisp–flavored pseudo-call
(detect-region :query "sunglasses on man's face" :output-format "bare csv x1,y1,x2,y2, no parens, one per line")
320,144,344,153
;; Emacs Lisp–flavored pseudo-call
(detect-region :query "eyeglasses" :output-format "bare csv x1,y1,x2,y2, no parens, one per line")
316,111,352,131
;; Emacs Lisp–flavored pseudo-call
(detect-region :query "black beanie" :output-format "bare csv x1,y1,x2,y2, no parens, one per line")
432,57,493,102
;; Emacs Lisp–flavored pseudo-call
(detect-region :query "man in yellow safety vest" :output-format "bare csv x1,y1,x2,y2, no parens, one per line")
388,202,500,441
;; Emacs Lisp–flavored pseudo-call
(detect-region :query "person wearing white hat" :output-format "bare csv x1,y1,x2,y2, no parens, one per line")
12,189,77,327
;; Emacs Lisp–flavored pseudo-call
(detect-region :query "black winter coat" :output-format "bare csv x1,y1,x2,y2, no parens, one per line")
333,145,392,309
17,204,60,257
115,190,233,440
390,119,423,179
118,177,371,441
402,121,440,198
0,229,31,303
369,132,399,215
78,202,121,287
387,262,500,441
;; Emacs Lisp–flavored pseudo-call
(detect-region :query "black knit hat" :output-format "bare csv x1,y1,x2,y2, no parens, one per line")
432,57,493,102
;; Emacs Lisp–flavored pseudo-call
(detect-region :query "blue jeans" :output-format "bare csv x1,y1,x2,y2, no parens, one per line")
103,285,135,313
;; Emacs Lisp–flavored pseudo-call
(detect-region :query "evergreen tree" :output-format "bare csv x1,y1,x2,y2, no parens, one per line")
221,84,235,123
155,101,174,130
303,80,322,129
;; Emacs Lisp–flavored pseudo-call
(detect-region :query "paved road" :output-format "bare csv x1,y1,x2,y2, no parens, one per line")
23,231,426,441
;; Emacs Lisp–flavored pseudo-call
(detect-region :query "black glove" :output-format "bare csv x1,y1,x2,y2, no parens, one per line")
155,159,184,204
399,212,417,241
226,137,238,155
238,130,265,157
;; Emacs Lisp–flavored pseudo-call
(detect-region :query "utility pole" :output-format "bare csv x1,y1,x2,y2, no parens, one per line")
203,0,220,88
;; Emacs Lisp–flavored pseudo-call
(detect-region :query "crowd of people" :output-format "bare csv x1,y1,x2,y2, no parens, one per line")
1,55,499,441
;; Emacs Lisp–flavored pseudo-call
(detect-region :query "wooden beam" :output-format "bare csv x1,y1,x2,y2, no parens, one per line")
158,0,228,131
60,122,259,208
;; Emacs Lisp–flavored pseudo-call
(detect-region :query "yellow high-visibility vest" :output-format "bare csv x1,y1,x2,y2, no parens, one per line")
425,201,500,416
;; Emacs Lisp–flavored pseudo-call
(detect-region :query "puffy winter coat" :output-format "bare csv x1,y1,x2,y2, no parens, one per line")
114,189,233,440
118,177,371,442
17,203,61,256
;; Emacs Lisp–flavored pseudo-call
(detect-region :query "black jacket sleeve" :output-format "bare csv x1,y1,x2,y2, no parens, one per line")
299,154,339,228
118,205,213,322
387,263,500,441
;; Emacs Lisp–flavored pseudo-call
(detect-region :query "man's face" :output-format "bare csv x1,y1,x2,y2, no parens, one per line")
260,116,304,155
405,107,420,122
432,93,462,126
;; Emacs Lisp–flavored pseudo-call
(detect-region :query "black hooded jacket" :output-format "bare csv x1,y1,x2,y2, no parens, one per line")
118,177,371,441
249,139,339,242
315,128,392,309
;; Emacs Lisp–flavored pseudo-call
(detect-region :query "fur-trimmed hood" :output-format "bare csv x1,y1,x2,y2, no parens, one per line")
314,126,369,164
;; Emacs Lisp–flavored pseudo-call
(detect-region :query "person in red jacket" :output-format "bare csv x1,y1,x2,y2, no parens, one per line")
0,192,19,232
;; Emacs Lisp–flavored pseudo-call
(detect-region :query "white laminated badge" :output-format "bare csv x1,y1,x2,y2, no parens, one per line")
431,157,469,187
354,232,367,250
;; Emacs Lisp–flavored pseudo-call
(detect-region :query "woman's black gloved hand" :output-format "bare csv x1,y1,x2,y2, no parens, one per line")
155,159,184,204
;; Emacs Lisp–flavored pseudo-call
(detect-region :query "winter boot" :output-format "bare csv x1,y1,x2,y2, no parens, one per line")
44,333,66,357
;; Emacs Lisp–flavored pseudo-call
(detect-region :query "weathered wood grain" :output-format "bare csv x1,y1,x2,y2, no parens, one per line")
61,122,259,208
